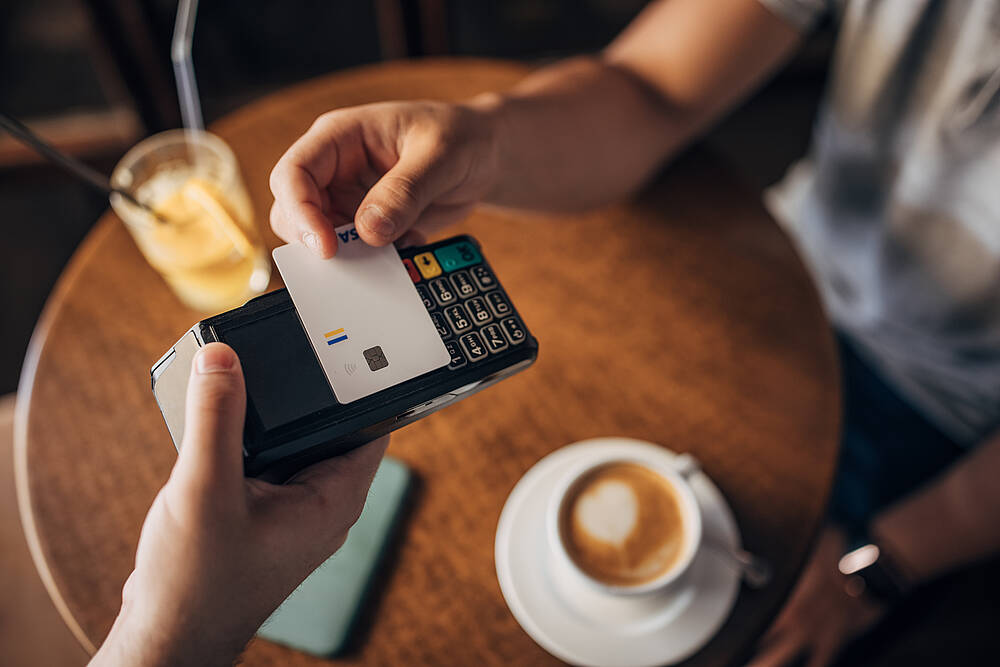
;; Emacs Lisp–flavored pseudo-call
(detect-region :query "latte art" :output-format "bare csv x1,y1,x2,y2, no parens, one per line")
559,462,688,586
574,479,638,544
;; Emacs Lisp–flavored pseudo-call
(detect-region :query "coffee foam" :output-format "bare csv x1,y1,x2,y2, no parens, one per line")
560,462,687,587
574,480,638,544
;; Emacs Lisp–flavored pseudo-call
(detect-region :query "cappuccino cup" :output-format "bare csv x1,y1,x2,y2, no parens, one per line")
547,453,702,596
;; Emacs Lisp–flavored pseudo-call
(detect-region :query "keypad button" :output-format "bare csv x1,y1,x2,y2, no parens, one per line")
445,305,472,334
430,311,450,339
445,341,467,369
429,278,456,306
415,284,433,310
414,252,443,279
402,258,421,283
459,331,488,361
482,324,508,353
485,290,511,317
470,265,496,291
434,241,483,272
501,317,527,345
449,270,477,298
465,297,492,325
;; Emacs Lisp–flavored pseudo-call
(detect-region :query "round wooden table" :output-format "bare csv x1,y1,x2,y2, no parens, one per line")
15,60,840,666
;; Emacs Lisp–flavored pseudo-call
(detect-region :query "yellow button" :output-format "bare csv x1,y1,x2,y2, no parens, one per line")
414,252,442,279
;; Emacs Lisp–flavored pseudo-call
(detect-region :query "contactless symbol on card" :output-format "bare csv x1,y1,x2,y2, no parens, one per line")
324,327,348,346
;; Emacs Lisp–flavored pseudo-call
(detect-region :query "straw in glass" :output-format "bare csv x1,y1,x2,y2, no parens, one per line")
172,0,204,133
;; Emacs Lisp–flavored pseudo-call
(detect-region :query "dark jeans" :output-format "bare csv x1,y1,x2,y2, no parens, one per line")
830,336,999,666
830,335,966,536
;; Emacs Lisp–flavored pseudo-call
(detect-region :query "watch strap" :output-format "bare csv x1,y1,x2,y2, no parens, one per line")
838,540,909,602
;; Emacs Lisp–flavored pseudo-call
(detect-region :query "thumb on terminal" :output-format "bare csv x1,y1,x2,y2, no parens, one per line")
173,343,247,497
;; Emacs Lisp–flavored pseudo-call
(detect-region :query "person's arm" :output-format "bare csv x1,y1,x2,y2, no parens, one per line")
268,0,803,257
485,0,801,210
872,429,1000,584
89,344,388,667
750,432,1000,667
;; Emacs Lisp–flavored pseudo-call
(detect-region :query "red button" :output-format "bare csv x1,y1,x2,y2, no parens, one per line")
402,258,421,283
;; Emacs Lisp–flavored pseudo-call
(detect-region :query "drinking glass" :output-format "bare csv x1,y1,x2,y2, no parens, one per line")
111,129,270,312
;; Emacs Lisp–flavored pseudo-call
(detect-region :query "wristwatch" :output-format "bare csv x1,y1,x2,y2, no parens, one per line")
837,537,910,602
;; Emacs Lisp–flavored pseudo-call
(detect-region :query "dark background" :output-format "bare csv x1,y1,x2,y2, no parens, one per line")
0,0,831,396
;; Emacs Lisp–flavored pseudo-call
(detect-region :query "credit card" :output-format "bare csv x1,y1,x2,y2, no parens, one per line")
272,225,450,403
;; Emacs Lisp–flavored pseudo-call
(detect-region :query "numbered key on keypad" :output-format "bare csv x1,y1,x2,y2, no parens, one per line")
459,331,488,361
430,311,450,338
416,284,433,310
449,270,477,297
485,290,511,317
465,296,492,324
430,278,456,306
482,324,508,353
445,305,472,333
445,340,467,369
470,265,496,291
501,317,526,345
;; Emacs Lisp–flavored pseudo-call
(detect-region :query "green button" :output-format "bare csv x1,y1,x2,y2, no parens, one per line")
434,241,482,272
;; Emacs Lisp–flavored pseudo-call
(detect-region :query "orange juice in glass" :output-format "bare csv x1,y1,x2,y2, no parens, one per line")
110,129,270,313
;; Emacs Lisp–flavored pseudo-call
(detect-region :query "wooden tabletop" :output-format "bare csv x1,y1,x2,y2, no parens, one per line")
15,59,840,666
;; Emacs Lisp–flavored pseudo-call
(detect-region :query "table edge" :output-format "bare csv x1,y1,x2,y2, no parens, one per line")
212,56,531,128
13,58,844,665
14,222,118,656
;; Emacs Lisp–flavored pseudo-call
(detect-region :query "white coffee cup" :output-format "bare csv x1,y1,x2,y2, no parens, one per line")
546,451,703,596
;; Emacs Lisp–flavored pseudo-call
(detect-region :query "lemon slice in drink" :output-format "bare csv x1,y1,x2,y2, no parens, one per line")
176,179,256,259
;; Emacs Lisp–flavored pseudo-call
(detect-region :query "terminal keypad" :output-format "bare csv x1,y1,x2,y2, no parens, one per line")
401,239,527,371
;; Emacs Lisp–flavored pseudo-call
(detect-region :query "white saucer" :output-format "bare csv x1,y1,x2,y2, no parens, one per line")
495,438,742,667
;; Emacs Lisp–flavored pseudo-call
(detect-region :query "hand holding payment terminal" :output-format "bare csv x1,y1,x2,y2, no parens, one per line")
151,230,538,480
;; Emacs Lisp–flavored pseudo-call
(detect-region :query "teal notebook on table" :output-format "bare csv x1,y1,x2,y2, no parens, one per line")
257,457,410,656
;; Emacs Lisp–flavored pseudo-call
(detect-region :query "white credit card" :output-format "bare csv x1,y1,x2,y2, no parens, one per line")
272,225,450,403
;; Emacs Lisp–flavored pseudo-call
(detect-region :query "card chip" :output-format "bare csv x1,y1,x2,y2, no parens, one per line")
363,346,389,372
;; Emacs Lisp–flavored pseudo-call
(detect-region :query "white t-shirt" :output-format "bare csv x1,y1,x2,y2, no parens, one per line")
760,0,1000,446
